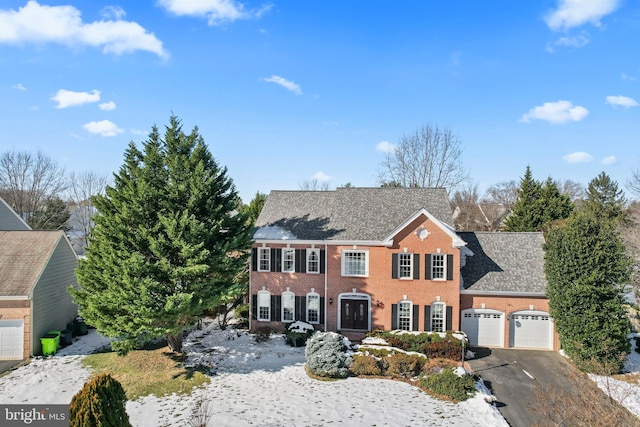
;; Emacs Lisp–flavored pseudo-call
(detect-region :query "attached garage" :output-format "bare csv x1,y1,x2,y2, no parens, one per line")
509,310,553,350
0,319,24,360
461,308,505,347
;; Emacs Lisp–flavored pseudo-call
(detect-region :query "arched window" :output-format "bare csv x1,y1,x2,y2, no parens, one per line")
306,291,320,324
431,302,446,332
398,300,412,331
257,290,271,321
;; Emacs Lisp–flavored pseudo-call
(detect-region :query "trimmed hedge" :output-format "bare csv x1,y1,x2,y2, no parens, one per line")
419,368,476,402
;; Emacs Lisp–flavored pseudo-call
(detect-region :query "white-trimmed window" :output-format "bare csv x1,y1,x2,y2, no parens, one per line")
431,254,446,280
258,247,270,272
257,290,271,321
398,300,412,331
431,302,445,332
282,291,295,322
282,248,295,273
306,292,320,324
341,250,368,277
307,249,320,274
399,253,413,279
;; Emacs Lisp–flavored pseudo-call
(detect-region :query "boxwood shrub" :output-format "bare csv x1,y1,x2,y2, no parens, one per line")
419,368,476,402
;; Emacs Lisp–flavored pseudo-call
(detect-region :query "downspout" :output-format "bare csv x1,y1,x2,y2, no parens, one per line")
324,241,328,331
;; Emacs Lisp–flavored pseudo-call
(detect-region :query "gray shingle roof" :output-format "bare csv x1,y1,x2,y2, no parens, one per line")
255,187,454,241
0,231,65,297
459,232,547,294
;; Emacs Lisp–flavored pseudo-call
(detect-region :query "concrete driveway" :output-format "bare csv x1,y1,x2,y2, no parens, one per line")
466,348,578,427
0,359,23,376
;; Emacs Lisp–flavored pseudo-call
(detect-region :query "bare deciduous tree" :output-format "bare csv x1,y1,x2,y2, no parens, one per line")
451,183,486,231
377,124,469,193
66,171,109,254
0,150,68,229
299,178,330,191
482,180,518,210
628,169,640,199
557,179,585,202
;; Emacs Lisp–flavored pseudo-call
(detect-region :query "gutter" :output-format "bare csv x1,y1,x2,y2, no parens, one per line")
324,240,328,331
460,289,547,297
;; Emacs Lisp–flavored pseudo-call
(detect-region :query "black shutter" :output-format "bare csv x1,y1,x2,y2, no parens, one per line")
425,254,432,280
446,306,453,331
391,254,399,279
271,295,281,321
251,294,258,320
320,250,326,274
320,297,325,325
251,248,258,271
424,305,432,331
391,304,398,330
295,296,307,321
446,254,454,280
412,305,420,331
413,254,420,280
295,249,305,273
270,248,278,272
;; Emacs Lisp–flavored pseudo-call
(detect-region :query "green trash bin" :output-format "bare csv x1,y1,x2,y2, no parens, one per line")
47,330,61,350
41,333,58,356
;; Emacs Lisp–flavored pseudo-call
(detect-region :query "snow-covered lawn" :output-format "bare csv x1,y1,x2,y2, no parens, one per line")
590,333,640,419
0,322,508,426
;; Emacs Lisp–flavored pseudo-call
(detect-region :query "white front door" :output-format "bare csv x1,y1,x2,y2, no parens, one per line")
0,319,24,360
461,309,504,347
509,311,553,350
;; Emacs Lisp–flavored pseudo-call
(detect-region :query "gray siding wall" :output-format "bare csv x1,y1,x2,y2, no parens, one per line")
0,200,30,231
31,238,78,355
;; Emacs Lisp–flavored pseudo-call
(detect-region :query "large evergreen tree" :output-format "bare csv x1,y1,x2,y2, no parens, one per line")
505,167,572,231
583,171,626,222
72,116,252,354
544,211,631,371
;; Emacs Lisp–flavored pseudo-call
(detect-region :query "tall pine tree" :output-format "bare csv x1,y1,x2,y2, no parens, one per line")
544,211,631,371
72,116,252,354
583,171,627,223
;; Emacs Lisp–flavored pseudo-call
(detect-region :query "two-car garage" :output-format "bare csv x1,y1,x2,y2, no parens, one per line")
461,308,554,350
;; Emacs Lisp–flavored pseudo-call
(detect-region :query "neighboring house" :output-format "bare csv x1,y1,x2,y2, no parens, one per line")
0,197,30,231
0,198,79,360
250,187,559,351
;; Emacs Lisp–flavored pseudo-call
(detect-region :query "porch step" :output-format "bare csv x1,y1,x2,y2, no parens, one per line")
339,330,366,343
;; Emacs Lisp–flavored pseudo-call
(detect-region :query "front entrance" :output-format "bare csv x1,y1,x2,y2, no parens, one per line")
340,298,369,330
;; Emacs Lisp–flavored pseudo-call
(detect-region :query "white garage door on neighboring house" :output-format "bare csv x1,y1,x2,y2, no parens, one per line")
0,319,24,360
461,309,505,347
509,310,553,350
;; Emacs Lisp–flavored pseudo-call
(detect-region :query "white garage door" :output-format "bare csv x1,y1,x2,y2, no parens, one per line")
461,309,504,347
0,319,24,360
509,310,553,350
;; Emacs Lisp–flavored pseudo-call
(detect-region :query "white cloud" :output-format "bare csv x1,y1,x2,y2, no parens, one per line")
605,95,639,108
545,0,620,31
51,89,100,109
563,151,593,163
262,75,302,95
157,0,272,26
82,120,124,137
312,171,331,182
11,83,26,91
100,6,126,20
376,141,396,153
99,101,116,111
520,100,589,124
601,155,617,165
0,1,168,58
556,33,590,47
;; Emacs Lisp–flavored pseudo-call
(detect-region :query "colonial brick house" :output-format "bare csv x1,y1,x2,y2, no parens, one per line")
250,187,559,350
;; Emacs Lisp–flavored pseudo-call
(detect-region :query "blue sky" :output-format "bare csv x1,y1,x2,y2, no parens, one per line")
1,0,639,203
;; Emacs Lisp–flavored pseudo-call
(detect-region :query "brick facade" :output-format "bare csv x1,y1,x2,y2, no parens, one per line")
0,300,32,359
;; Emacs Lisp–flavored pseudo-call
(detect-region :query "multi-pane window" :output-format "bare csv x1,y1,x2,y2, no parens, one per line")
431,254,445,280
342,250,368,276
399,253,413,279
282,248,295,273
282,291,295,322
307,293,320,324
307,249,320,274
257,290,271,321
398,301,412,331
258,247,270,272
431,302,445,332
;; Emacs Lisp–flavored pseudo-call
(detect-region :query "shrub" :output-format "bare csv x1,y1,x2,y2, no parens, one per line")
285,321,315,347
69,373,132,427
420,368,476,402
254,326,272,343
305,332,352,378
235,303,250,320
386,353,425,378
350,354,384,376
422,340,464,360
